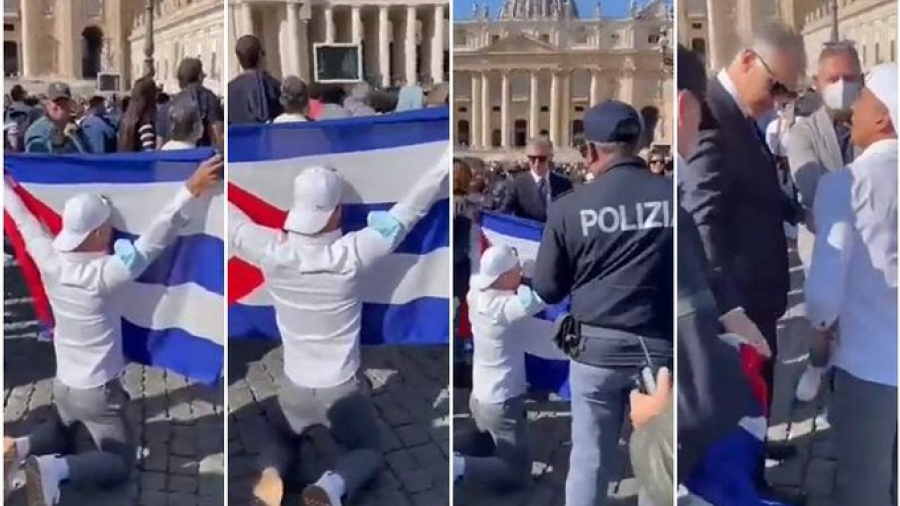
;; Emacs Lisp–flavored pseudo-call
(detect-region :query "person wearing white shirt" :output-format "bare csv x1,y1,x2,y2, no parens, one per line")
805,63,898,506
2,156,222,506
234,148,449,506
272,76,310,124
159,100,204,151
452,245,565,490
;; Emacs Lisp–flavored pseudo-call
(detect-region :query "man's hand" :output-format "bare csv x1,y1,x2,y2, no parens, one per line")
629,367,671,429
187,154,224,197
720,309,773,358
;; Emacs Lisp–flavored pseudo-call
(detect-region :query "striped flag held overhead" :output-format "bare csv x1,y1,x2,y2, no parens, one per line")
4,148,226,385
227,108,451,345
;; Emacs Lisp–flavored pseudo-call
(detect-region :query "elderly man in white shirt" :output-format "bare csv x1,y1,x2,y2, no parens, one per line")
805,63,898,506
233,148,449,506
2,156,222,506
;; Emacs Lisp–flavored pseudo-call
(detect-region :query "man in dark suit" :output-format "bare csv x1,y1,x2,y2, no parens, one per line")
679,24,807,504
500,137,573,222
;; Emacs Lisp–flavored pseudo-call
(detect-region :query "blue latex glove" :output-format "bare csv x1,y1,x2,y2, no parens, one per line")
367,211,403,242
113,238,147,276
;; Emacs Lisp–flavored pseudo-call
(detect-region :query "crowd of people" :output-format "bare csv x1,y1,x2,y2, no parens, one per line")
227,35,448,126
4,58,224,155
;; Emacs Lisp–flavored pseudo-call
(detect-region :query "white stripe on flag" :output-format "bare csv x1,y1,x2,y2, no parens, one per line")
26,183,225,239
229,141,449,205
235,248,451,306
119,282,225,344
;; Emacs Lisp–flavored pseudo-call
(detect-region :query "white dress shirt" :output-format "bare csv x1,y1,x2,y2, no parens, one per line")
468,287,566,405
806,138,898,386
4,184,195,389
229,155,448,389
160,139,197,151
272,113,309,124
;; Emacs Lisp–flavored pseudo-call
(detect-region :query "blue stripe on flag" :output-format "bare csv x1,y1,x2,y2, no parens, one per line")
228,108,449,163
342,200,449,255
5,148,218,184
121,319,223,385
229,298,449,345
114,231,225,295
481,211,544,242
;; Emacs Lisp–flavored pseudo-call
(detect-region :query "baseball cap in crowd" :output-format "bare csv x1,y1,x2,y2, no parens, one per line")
47,82,72,102
864,63,898,128
471,245,520,290
284,166,343,235
583,100,643,144
280,76,309,107
53,194,112,252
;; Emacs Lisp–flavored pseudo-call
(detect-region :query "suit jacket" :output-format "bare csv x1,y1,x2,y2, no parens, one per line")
500,170,573,222
787,106,859,268
681,78,790,321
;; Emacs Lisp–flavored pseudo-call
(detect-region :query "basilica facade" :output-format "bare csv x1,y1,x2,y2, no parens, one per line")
453,0,673,160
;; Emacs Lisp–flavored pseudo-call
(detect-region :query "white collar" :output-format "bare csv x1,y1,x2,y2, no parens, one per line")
531,170,548,183
286,229,343,246
717,69,751,117
856,138,898,161
161,140,196,151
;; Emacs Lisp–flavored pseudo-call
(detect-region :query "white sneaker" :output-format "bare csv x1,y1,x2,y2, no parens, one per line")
23,455,61,506
796,366,824,402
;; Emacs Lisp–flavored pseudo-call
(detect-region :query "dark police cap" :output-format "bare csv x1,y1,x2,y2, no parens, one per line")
583,100,642,143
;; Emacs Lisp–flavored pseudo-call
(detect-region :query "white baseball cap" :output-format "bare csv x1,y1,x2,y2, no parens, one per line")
864,63,898,129
284,166,344,235
52,194,111,252
471,245,520,290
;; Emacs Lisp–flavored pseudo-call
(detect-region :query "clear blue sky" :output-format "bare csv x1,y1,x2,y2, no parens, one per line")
454,0,670,21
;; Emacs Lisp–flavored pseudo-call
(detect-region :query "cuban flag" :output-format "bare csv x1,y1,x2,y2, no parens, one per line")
476,211,571,396
4,148,225,385
228,108,450,345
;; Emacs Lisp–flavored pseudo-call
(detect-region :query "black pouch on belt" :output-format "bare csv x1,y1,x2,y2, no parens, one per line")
552,313,581,356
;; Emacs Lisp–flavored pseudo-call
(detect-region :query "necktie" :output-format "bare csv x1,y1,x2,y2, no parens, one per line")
538,178,550,208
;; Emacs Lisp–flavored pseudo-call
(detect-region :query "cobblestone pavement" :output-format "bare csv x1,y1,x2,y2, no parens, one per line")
4,259,225,506
228,341,450,506
452,390,640,506
766,246,837,506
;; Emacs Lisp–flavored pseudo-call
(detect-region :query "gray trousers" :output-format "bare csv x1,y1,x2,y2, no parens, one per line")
832,368,897,506
28,378,134,488
259,375,383,498
566,362,634,506
462,395,530,489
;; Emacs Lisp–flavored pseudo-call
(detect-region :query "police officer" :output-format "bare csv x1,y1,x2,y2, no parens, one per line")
531,100,674,506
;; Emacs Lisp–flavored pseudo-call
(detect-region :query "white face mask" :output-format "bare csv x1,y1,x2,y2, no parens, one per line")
822,79,861,113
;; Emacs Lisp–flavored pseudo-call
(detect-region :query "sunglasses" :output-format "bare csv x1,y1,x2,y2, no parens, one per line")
650,159,664,164
752,51,796,99
527,155,548,163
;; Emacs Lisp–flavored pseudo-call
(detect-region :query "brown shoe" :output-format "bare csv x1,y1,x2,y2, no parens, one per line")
3,437,15,498
300,484,335,506
252,468,284,506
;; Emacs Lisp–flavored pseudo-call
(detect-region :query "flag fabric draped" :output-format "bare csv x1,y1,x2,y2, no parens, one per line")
476,211,571,396
227,108,450,345
4,148,225,385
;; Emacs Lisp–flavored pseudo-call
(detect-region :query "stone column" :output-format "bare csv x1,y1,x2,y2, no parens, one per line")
501,71,511,149
351,5,363,44
431,5,445,83
57,0,84,78
20,0,41,76
379,6,390,87
285,3,301,77
549,71,560,147
529,71,539,138
405,6,417,84
589,69,599,106
560,71,571,147
471,72,482,149
298,20,311,80
481,72,492,148
324,4,335,43
239,2,253,36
